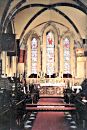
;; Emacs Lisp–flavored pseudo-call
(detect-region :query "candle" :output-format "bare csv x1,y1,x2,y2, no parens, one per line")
23,86,26,94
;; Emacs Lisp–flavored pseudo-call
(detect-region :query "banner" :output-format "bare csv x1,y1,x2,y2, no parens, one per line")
84,51,87,56
24,50,26,64
19,49,25,63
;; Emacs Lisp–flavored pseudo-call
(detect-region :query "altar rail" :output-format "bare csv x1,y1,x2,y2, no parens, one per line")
26,104,76,112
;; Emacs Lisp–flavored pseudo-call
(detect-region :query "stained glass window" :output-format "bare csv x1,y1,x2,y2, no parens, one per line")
46,31,55,75
63,37,70,73
31,38,38,74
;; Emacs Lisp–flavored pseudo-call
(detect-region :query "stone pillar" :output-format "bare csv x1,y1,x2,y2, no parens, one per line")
6,55,10,76
1,51,6,75
27,39,31,76
12,56,16,76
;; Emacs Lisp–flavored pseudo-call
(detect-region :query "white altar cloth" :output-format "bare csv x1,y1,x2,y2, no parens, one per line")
40,83,65,87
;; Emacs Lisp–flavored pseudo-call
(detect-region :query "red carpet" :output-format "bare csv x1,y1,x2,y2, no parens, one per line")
38,98,63,104
38,97,63,104
32,112,70,130
31,98,70,130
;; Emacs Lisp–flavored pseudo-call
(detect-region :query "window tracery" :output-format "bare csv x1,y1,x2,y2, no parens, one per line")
46,31,55,75
31,37,38,74
63,37,71,74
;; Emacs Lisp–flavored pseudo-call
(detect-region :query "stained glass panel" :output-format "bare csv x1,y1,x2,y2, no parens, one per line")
46,31,55,75
63,37,70,74
31,38,38,74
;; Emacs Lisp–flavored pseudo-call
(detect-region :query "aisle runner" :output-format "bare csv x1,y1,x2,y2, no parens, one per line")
32,112,70,130
38,97,63,104
32,98,70,130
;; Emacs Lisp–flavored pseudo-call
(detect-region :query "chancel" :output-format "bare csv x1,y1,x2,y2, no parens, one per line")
0,0,87,130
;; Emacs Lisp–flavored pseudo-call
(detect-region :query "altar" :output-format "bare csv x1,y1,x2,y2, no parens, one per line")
39,83,65,97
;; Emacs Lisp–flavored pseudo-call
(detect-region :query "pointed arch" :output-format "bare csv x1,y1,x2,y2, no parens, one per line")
63,36,71,74
26,31,41,76
42,24,59,75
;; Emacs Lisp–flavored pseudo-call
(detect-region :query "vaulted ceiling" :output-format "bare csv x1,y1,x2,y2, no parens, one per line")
0,0,87,44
